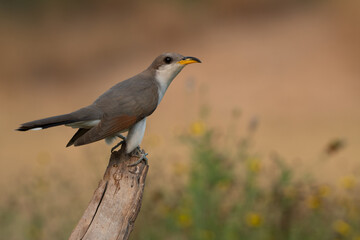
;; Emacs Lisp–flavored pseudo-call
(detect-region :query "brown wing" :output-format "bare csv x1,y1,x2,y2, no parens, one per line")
92,71,159,117
73,115,138,146
72,71,159,147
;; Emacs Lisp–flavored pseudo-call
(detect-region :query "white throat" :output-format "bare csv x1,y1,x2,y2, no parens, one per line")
155,64,184,105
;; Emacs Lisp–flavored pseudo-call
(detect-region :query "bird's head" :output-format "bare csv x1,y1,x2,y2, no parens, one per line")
149,53,201,83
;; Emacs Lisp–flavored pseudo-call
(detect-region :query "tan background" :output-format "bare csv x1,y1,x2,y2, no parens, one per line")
0,0,359,207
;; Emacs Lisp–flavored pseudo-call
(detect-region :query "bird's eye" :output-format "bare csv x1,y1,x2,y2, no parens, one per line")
164,57,172,64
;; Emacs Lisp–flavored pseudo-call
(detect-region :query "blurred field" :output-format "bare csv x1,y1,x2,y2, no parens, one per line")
0,0,359,239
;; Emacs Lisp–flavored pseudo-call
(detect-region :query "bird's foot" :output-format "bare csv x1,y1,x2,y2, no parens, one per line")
128,148,148,167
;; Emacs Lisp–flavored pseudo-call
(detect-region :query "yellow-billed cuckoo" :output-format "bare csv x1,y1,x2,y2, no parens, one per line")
17,53,201,163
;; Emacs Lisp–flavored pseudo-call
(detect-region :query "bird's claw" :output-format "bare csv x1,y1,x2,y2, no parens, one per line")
128,150,148,167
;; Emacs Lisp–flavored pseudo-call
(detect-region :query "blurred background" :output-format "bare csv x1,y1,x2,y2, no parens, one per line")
1,0,359,239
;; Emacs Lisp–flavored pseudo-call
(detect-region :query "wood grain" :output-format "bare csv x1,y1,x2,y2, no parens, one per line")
69,144,148,240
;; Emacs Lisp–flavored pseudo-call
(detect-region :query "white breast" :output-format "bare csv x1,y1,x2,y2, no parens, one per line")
155,64,184,104
126,118,147,153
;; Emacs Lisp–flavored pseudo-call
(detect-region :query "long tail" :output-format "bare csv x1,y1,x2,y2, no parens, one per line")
16,113,77,131
17,106,102,132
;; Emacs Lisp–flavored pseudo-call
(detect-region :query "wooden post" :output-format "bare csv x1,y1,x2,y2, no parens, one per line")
69,144,149,240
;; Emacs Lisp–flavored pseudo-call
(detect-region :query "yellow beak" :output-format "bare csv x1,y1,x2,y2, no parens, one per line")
178,56,202,65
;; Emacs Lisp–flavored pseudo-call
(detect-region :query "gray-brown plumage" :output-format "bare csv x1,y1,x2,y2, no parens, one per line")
17,53,201,154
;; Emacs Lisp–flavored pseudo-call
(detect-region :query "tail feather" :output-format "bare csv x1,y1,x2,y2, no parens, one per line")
17,105,103,132
66,128,90,147
16,113,76,131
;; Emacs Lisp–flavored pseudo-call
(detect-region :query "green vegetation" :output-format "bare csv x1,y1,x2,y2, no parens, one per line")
1,115,359,240
133,116,359,240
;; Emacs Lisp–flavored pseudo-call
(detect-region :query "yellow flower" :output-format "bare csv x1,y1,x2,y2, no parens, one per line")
318,185,331,198
245,212,263,227
340,175,357,190
307,195,321,209
333,220,350,236
190,121,206,136
177,213,192,227
247,158,261,174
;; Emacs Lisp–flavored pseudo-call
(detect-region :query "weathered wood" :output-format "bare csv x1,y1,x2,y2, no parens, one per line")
69,144,149,240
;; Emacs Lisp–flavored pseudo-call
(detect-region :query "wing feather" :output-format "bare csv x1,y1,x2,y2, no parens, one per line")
73,115,138,146
72,72,159,146
66,128,90,147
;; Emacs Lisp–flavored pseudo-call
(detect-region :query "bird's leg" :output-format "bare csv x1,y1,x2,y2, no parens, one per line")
128,147,148,167
111,141,124,152
117,134,126,140
111,134,127,152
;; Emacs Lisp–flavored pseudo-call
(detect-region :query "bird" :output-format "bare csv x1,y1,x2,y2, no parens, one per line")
17,52,201,164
